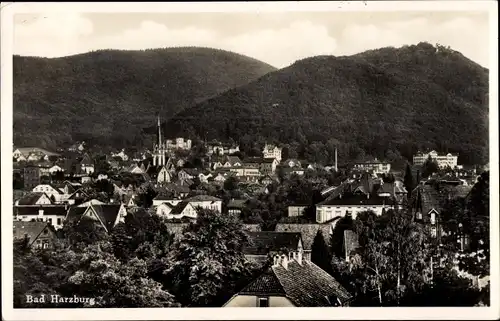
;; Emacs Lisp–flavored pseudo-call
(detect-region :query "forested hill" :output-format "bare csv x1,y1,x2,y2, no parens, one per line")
13,47,276,149
165,42,489,165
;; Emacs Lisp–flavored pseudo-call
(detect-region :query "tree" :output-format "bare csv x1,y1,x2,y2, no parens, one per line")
135,182,158,208
403,163,414,192
421,155,439,178
62,216,109,247
336,209,433,306
311,230,332,275
223,175,239,192
164,209,253,307
64,241,179,307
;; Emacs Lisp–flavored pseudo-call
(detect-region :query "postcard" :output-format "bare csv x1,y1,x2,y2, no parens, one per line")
1,1,498,320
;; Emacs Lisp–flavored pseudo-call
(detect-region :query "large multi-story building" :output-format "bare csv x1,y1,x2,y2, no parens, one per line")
353,158,391,174
262,144,282,162
166,137,192,151
413,150,458,169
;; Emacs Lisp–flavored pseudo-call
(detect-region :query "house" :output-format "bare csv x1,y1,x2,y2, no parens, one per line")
66,189,90,205
15,192,53,206
111,149,129,161
243,231,303,263
13,221,58,249
13,147,60,162
353,158,391,174
161,183,191,199
48,165,64,175
14,205,69,230
275,221,334,261
178,169,197,181
78,154,94,175
65,204,127,233
230,167,261,182
69,142,86,152
152,195,183,207
227,199,247,215
97,173,109,181
32,184,66,203
207,141,240,156
77,199,106,208
223,252,352,307
223,156,242,168
165,137,192,151
287,203,309,217
262,144,282,162
213,172,227,183
315,193,395,223
128,164,145,174
184,195,223,213
157,166,172,184
260,158,279,175
283,159,302,168
413,150,459,169
160,201,198,219
198,171,213,183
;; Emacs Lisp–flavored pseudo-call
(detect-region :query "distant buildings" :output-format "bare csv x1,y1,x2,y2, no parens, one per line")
152,116,192,166
413,150,458,169
353,158,391,174
262,144,282,162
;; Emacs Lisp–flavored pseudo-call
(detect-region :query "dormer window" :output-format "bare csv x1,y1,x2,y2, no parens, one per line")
430,212,436,225
416,212,422,220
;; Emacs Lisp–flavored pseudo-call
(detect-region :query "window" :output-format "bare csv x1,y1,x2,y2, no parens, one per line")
57,218,62,225
431,227,437,238
257,297,269,307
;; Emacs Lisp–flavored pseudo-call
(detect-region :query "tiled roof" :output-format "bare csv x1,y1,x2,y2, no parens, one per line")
243,232,302,255
16,192,49,205
170,201,190,215
226,156,242,165
13,221,54,244
185,195,221,202
318,194,394,206
239,260,352,306
275,224,332,251
66,204,123,231
14,205,68,216
91,205,123,231
239,269,286,296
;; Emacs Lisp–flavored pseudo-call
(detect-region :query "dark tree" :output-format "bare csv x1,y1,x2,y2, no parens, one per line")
311,230,332,275
403,163,414,192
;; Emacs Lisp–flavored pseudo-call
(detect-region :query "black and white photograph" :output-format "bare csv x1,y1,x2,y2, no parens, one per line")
1,1,498,320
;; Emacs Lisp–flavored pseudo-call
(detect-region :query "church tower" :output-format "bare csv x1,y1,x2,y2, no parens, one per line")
153,115,165,166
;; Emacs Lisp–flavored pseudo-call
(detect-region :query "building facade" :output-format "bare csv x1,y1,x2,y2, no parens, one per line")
413,150,458,168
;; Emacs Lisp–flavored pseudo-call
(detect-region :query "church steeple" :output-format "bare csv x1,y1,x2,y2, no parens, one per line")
157,114,162,149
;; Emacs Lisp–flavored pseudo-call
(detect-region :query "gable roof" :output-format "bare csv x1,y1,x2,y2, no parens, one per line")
275,223,333,251
170,201,191,215
226,156,242,165
66,204,123,232
244,231,302,255
238,260,352,306
80,154,93,165
185,195,222,202
16,192,50,205
13,221,55,245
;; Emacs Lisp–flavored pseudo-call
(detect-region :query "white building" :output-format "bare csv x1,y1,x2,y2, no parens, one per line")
14,205,68,230
315,194,395,223
353,158,391,174
166,137,192,151
413,150,458,169
262,144,282,162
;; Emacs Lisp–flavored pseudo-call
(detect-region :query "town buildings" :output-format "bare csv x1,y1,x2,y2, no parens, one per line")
413,150,459,168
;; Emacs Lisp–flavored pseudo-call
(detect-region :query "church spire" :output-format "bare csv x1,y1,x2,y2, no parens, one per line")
157,114,162,149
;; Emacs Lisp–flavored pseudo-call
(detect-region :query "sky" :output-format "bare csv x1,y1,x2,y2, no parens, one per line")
13,11,490,68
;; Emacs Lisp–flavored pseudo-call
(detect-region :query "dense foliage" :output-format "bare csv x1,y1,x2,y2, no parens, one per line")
166,42,488,165
13,47,276,150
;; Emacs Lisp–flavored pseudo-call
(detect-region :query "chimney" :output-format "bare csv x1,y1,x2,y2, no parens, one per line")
280,254,288,269
335,148,338,172
296,249,303,265
273,255,281,267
